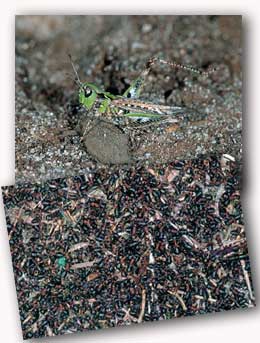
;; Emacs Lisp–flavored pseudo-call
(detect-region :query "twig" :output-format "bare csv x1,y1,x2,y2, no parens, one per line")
68,242,90,253
71,259,100,270
122,308,138,323
168,290,187,311
137,289,146,323
240,260,255,301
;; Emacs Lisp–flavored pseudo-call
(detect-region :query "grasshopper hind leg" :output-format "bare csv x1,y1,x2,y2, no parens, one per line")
123,56,215,99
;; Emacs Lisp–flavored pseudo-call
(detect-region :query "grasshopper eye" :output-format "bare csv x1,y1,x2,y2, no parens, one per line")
84,87,92,97
79,85,97,110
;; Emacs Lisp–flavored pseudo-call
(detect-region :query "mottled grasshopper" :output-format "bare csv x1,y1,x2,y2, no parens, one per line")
69,55,215,130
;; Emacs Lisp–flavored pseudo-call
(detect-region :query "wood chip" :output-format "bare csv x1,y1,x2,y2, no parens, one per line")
71,259,99,270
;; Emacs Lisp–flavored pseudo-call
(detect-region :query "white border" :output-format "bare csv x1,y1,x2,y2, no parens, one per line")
1,1,259,342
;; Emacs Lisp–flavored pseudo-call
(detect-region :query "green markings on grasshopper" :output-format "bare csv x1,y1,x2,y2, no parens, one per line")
98,98,111,114
69,55,214,126
78,81,116,112
123,70,148,99
79,86,97,110
124,112,163,119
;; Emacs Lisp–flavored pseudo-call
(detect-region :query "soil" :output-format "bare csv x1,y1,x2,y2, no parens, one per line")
83,120,131,164
15,15,242,183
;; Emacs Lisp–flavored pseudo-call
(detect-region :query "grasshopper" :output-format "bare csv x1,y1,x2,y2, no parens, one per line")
69,55,215,131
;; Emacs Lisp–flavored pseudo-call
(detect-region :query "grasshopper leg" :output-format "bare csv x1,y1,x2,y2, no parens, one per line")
123,57,215,99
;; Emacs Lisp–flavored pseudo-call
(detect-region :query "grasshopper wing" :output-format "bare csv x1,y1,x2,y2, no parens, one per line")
111,98,206,123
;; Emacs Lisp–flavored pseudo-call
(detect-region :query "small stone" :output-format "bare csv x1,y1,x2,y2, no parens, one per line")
57,256,66,268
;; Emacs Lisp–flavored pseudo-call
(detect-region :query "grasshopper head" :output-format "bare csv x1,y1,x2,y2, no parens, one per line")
69,54,99,111
79,83,98,111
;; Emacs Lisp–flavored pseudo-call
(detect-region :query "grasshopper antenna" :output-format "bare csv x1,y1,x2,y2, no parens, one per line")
148,57,216,77
65,72,79,84
68,54,82,87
